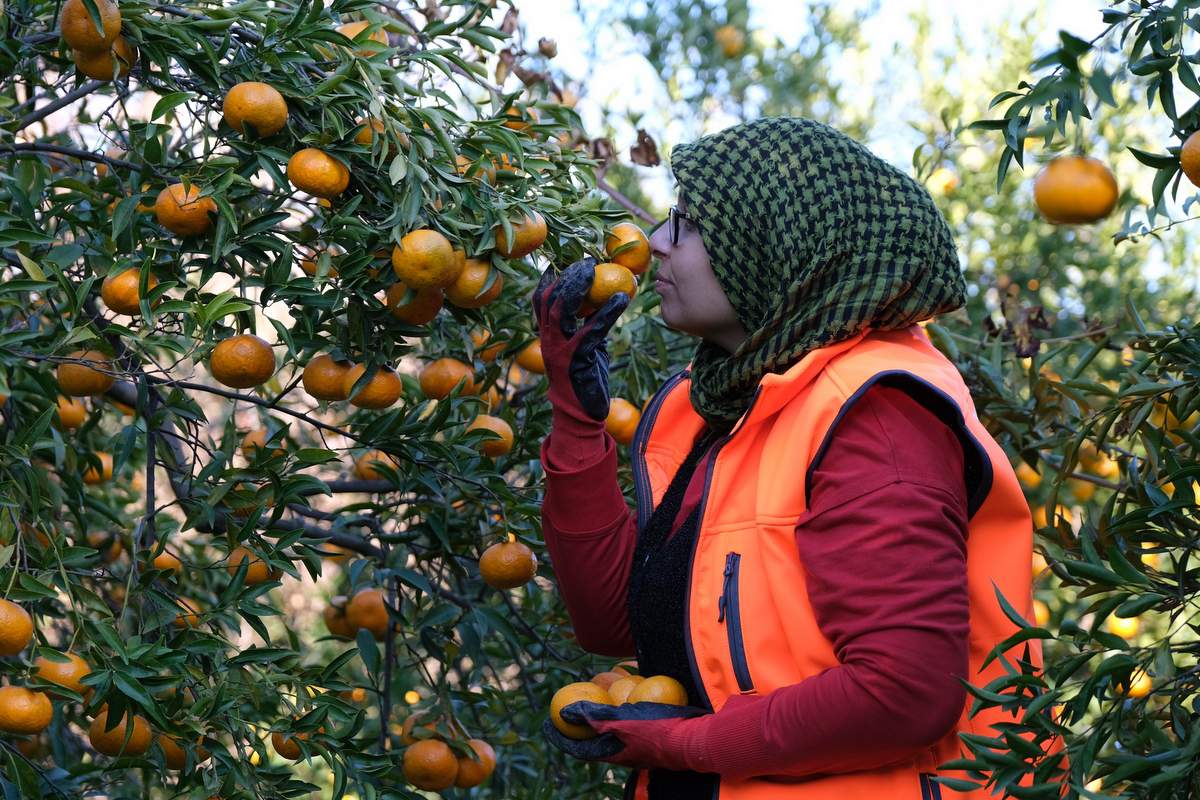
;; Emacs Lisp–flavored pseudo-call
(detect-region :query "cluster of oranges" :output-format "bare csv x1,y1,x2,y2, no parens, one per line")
549,667,687,739
60,0,136,81
393,710,496,791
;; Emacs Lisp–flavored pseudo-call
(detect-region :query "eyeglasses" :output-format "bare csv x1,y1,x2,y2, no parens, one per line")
668,205,695,246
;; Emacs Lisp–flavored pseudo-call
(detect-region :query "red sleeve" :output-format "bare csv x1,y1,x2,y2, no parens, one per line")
679,384,971,781
539,423,638,657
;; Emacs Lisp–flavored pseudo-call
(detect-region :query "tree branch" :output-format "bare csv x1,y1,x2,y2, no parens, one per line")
14,81,104,132
596,176,657,224
0,142,146,174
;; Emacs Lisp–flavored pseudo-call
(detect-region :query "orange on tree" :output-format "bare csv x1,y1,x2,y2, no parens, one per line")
1121,668,1153,698
1014,461,1041,489
445,258,504,308
288,148,350,199
0,600,33,656
355,118,408,153
87,530,123,562
478,540,537,589
271,729,315,760
72,36,136,81
33,652,90,696
1182,130,1200,188
342,364,403,409
89,706,153,756
60,0,120,52
302,354,352,401
454,738,496,788
494,211,547,258
515,339,545,374
323,600,354,638
1108,615,1140,639
226,546,282,585
398,712,441,745
155,183,217,237
391,229,461,290
627,675,687,705
345,588,391,639
0,687,53,735
152,550,183,576
470,328,505,363
605,397,641,445
714,24,746,58
158,734,209,769
607,675,645,704
340,687,369,705
55,396,87,429
582,262,636,314
503,105,540,131
95,147,124,177
354,449,398,480
1033,599,1051,627
1032,550,1049,581
479,385,502,412
241,428,285,459
100,268,157,315
222,81,288,138
404,738,459,790
82,451,114,484
386,282,443,325
173,598,201,628
209,334,275,389
419,358,476,399
466,414,514,458
605,221,652,274
337,20,388,52
57,349,115,396
1033,155,1118,224
299,256,338,278
550,682,614,739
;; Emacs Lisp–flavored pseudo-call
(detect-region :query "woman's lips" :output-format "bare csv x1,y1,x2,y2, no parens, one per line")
654,276,672,291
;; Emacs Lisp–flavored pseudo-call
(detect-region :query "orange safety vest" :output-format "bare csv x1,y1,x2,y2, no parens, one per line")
625,326,1040,800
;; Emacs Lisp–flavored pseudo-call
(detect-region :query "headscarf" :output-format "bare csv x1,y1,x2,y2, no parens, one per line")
669,116,966,433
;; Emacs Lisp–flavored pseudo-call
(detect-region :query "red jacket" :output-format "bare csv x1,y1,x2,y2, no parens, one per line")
541,383,970,778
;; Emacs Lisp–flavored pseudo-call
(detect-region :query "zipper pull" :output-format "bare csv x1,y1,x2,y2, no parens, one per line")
718,553,735,622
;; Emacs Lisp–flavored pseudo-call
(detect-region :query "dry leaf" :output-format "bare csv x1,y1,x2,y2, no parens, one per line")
538,37,558,58
630,129,661,167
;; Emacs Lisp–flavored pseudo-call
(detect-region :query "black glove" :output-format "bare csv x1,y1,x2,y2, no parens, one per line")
543,700,708,768
531,257,631,421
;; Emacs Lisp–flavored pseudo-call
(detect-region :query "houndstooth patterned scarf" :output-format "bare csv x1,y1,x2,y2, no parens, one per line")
669,116,966,433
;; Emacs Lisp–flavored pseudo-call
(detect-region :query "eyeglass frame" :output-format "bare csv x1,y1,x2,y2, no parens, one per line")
646,205,696,246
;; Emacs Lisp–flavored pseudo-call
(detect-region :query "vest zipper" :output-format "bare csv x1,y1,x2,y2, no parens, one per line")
919,772,943,800
631,369,690,532
717,551,754,692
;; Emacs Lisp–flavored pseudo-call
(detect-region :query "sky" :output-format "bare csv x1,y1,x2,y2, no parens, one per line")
519,0,1113,206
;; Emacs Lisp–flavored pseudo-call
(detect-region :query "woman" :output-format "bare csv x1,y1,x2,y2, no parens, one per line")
534,117,1037,800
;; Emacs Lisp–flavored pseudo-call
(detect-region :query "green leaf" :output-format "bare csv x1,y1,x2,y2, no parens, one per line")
151,92,194,121
1128,146,1178,170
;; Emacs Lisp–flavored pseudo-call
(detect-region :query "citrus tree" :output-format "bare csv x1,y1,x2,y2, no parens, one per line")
0,0,679,796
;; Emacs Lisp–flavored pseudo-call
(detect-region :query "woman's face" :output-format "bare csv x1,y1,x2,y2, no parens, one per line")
649,195,749,354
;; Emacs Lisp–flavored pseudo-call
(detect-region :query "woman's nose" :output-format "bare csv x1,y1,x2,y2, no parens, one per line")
649,219,671,259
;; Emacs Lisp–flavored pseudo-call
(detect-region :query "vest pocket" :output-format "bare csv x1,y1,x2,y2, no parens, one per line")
717,551,754,692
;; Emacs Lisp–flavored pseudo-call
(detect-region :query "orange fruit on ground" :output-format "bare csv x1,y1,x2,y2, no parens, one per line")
288,148,350,199
342,364,403,409
155,183,217,237
605,398,641,445
60,0,121,52
454,738,497,788
152,550,183,576
302,354,352,401
386,282,443,325
550,682,615,739
627,675,687,705
419,358,476,399
89,707,152,756
345,588,391,639
323,600,354,638
445,258,504,308
57,349,115,396
55,396,88,429
515,339,545,374
354,449,398,480
607,675,645,705
226,546,283,585
0,687,53,735
222,81,288,137
1033,155,1118,224
209,334,275,389
72,36,136,80
478,540,537,589
33,652,90,695
1182,131,1200,188
101,268,158,315
591,671,624,691
337,20,388,51
404,739,459,790
82,452,114,484
582,262,636,314
0,600,33,656
495,211,547,258
466,414,514,458
605,222,651,274
391,229,460,290
241,429,285,459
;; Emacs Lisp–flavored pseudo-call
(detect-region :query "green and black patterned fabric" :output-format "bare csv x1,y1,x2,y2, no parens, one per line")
669,116,966,433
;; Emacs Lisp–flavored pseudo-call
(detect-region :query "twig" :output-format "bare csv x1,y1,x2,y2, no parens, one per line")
596,176,657,224
14,80,103,132
0,142,146,174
